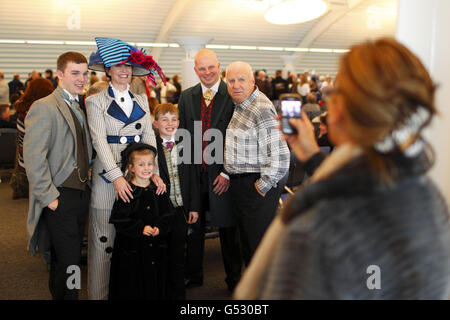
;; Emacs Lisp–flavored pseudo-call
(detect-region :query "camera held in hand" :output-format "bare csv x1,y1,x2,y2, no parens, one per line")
279,93,302,135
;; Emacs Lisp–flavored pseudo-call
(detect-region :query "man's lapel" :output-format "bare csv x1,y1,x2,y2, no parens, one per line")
54,87,76,139
156,136,170,181
191,83,202,121
210,80,228,129
78,95,93,160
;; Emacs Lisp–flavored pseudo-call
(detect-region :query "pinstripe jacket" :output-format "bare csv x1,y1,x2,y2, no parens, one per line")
86,86,157,210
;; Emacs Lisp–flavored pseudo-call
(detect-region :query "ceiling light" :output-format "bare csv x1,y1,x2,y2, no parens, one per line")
309,48,333,53
0,39,350,55
137,42,168,47
26,40,64,45
258,46,284,51
285,47,309,52
332,49,350,53
65,41,96,46
0,39,26,44
229,45,257,50
264,0,328,25
206,44,230,49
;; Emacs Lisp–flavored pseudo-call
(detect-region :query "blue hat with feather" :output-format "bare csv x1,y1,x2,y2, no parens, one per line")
88,37,166,85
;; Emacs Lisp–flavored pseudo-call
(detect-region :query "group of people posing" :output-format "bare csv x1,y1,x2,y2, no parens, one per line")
24,37,289,300
24,36,450,300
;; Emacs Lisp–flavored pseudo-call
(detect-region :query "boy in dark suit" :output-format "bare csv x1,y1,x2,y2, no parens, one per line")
153,103,200,299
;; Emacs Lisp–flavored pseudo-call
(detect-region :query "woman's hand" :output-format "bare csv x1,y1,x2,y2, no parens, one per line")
151,174,166,195
280,112,320,162
113,176,134,203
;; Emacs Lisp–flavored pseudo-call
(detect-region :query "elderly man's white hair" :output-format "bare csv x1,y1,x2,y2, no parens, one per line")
226,61,254,79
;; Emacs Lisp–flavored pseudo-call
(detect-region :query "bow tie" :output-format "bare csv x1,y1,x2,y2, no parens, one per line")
164,141,174,152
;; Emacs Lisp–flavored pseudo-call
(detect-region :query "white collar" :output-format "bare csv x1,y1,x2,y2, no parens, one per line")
200,80,220,96
110,82,131,98
62,89,79,102
162,135,175,145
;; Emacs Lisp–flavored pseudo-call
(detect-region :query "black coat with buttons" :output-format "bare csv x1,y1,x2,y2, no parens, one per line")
108,182,174,300
177,80,236,227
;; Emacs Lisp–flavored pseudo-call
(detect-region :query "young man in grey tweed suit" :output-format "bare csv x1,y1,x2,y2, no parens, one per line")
24,52,92,300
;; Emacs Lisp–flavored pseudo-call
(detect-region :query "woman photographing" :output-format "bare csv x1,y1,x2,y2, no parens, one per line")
235,37,450,300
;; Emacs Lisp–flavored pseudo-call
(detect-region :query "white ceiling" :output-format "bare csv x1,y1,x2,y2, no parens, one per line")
0,0,397,80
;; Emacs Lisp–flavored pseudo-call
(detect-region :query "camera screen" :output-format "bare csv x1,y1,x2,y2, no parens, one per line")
281,100,301,118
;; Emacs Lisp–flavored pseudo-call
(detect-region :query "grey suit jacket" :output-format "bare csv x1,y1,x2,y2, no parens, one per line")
24,87,93,255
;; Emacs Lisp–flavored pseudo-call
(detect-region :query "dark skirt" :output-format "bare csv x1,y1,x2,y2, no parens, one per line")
109,234,168,300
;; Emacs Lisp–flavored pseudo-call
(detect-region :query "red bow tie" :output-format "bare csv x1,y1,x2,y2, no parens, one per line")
164,141,174,152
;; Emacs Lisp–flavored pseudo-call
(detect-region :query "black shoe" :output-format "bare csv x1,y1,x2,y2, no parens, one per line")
185,278,203,289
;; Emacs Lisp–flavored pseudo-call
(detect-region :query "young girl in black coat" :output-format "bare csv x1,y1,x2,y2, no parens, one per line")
108,143,173,300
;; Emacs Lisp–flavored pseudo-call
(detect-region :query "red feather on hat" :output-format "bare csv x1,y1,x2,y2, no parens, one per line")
128,50,166,86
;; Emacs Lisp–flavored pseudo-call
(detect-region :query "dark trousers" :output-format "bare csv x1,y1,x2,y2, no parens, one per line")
42,187,90,300
219,226,242,289
185,171,208,283
186,171,242,289
229,173,284,266
168,206,188,299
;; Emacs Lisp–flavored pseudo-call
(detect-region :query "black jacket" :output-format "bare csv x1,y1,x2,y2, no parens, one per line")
272,76,289,100
8,78,25,96
0,118,16,129
177,80,236,227
109,183,174,299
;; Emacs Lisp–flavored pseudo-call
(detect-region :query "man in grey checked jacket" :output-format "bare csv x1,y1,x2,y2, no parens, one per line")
224,61,290,266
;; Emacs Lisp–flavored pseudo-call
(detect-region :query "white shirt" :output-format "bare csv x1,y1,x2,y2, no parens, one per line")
321,81,330,89
162,136,175,147
110,83,133,118
298,83,310,97
62,89,79,102
162,136,178,166
200,79,220,98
